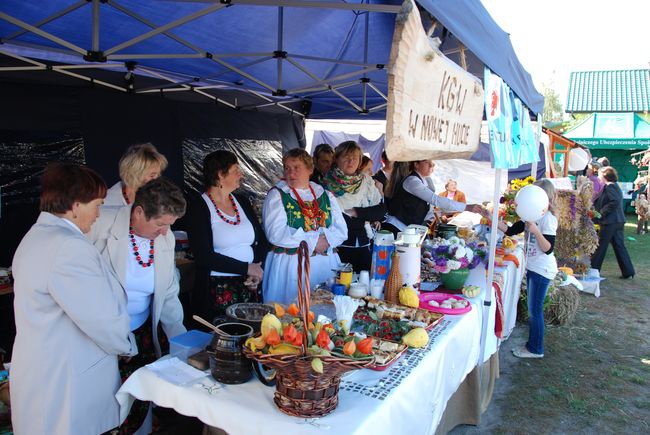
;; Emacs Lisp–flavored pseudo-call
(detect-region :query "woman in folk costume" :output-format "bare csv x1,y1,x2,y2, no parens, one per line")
262,149,347,304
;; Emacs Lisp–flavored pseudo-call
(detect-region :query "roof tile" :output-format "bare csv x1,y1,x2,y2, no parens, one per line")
566,69,650,112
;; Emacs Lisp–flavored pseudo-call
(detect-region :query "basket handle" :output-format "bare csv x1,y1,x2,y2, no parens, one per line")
296,240,311,354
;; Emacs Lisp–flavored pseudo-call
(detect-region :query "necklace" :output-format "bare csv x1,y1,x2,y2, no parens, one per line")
207,192,241,225
122,186,131,205
290,185,326,231
129,227,154,268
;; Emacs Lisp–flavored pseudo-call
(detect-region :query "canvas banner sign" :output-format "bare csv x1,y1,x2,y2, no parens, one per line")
385,0,484,162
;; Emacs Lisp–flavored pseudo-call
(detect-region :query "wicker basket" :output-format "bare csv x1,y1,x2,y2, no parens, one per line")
243,241,374,417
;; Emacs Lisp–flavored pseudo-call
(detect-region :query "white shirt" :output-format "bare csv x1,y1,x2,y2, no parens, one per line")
125,233,155,331
202,193,255,277
385,174,466,230
526,211,558,280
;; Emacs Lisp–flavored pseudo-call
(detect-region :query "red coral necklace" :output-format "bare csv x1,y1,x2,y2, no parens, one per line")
207,192,241,226
129,227,154,268
290,185,326,231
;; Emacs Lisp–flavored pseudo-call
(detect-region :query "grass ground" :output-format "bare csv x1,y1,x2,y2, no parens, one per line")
454,217,650,434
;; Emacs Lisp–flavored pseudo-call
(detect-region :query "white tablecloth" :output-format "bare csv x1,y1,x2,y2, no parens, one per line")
117,309,480,435
464,245,524,363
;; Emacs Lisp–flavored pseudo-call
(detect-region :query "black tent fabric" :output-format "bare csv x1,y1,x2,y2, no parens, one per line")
0,80,304,265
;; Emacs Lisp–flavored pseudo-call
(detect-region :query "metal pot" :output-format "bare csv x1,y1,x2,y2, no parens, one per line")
436,224,457,239
206,322,253,384
224,303,275,332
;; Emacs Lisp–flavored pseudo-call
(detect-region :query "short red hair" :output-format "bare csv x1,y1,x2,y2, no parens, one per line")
40,163,107,213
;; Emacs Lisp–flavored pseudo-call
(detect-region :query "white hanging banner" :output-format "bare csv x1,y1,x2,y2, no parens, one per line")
385,0,484,162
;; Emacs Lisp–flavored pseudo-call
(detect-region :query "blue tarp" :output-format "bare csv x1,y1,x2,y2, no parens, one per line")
0,0,543,118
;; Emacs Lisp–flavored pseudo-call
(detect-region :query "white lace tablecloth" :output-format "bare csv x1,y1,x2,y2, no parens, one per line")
116,309,480,435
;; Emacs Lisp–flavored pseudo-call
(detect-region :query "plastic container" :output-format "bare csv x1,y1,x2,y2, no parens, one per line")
169,330,212,363
370,230,394,280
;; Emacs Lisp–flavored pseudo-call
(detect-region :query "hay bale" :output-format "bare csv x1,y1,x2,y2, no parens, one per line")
516,272,580,326
545,283,580,325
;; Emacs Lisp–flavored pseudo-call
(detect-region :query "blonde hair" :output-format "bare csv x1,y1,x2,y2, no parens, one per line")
119,143,168,189
533,178,557,216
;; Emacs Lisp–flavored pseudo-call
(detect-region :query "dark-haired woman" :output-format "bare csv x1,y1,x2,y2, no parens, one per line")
591,166,635,279
185,150,268,324
89,177,187,434
11,163,135,435
383,160,484,235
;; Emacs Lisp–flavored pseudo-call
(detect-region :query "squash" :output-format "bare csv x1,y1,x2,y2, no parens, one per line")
462,285,481,298
399,286,420,308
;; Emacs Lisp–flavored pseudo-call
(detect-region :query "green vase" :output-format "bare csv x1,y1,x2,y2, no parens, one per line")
440,268,470,290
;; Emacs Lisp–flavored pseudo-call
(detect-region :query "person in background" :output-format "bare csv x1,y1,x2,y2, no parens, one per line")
438,179,467,223
496,179,558,359
263,149,347,304
591,166,635,279
185,150,268,323
322,141,385,271
310,143,334,185
383,160,484,236
372,150,392,191
597,156,610,167
11,163,136,435
105,143,168,206
586,160,604,201
89,177,187,434
360,155,374,176
634,193,649,234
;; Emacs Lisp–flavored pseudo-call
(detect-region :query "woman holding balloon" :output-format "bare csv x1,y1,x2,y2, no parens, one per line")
496,179,558,359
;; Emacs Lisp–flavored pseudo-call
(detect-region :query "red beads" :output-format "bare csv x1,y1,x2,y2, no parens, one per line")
129,227,154,268
207,192,241,226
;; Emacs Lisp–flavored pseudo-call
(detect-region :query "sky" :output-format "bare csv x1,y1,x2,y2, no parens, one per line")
480,0,650,110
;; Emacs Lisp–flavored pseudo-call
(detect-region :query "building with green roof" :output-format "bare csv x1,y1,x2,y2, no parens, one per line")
563,69,650,183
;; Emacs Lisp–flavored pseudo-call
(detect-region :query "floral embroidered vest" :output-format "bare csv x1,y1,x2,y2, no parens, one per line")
278,188,332,231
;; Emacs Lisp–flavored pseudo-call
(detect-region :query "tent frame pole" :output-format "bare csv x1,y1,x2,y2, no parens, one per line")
0,11,86,55
2,1,87,42
288,53,377,68
362,11,369,112
103,3,227,56
171,0,402,14
287,65,380,93
91,0,100,52
276,7,284,91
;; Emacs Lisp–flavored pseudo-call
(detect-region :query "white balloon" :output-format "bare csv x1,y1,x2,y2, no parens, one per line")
568,147,590,172
515,185,549,222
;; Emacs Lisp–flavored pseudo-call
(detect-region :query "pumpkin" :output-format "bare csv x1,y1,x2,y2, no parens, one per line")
356,337,373,355
399,286,420,308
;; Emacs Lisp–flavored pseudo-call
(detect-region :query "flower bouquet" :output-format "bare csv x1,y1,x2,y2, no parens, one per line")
499,176,536,224
423,237,487,290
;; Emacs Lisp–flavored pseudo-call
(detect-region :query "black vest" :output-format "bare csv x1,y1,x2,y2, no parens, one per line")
388,172,430,226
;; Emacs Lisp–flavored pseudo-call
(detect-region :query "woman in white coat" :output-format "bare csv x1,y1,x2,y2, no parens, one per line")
89,177,186,434
11,163,136,435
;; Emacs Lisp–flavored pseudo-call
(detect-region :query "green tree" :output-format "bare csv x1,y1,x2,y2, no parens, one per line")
542,85,563,123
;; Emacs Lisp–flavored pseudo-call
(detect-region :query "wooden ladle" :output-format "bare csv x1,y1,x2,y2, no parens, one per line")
192,315,220,334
